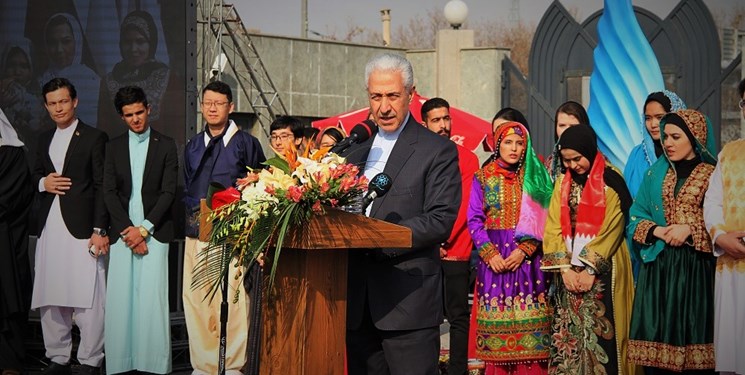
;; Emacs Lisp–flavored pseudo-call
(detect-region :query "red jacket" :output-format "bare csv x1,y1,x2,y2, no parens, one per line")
442,144,479,261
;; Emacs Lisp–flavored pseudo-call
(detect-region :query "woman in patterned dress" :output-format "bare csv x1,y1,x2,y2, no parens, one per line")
467,121,553,375
541,124,638,375
626,109,718,374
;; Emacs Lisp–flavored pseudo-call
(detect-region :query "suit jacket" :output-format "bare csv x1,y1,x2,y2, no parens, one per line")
33,121,108,239
103,128,178,244
343,115,461,331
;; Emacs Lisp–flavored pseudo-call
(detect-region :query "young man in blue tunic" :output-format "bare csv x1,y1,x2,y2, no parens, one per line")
103,86,178,374
182,81,266,374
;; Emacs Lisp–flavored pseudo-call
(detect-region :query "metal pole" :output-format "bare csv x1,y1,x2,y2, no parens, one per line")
218,248,229,375
301,0,308,38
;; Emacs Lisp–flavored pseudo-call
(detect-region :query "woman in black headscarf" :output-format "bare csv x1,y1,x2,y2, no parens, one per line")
541,125,638,375
98,10,172,133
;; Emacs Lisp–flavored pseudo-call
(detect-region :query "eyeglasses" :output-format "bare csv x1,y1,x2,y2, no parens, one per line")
270,134,294,142
739,99,745,110
202,101,229,108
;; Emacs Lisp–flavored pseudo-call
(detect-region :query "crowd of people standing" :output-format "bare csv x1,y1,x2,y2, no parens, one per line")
1,52,745,375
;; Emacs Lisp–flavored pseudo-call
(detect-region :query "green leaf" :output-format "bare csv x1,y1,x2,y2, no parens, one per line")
263,156,291,174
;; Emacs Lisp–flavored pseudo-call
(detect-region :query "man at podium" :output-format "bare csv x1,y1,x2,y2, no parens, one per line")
342,53,461,375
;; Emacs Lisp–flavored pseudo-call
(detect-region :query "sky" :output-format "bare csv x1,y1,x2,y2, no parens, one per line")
236,0,741,39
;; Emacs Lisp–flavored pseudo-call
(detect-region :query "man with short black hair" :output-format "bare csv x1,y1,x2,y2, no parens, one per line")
421,97,478,375
182,80,265,374
103,85,177,374
269,115,303,156
32,77,108,375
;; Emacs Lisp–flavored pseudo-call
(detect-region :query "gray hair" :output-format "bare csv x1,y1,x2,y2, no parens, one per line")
364,53,414,92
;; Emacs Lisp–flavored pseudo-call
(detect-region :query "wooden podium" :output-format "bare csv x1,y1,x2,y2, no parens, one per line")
259,208,411,375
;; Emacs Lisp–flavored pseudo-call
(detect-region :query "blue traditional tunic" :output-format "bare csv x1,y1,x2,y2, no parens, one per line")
105,128,171,374
183,120,266,237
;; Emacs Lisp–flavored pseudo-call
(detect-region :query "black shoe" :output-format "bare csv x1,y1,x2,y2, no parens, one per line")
76,365,101,375
41,362,71,375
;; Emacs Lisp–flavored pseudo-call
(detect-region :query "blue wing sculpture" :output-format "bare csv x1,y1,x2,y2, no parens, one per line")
586,0,664,168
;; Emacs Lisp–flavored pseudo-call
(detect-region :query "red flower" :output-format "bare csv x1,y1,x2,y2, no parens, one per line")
339,176,357,193
265,185,276,196
211,187,241,209
287,185,305,202
320,182,330,194
312,200,322,212
329,198,339,207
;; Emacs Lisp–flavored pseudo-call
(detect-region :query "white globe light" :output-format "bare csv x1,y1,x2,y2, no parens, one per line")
444,0,469,29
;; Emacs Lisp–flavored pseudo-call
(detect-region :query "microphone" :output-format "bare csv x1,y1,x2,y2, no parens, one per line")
361,173,392,211
329,120,377,154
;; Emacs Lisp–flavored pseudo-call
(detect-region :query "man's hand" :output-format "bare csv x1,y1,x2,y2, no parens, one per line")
120,226,146,249
88,233,109,257
502,249,525,272
44,172,72,195
439,247,447,258
131,240,148,255
715,231,745,259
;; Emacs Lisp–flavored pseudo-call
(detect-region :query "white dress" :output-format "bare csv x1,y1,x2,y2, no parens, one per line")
703,142,745,375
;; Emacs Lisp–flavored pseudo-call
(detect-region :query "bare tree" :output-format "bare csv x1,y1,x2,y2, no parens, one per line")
473,20,536,75
325,6,536,74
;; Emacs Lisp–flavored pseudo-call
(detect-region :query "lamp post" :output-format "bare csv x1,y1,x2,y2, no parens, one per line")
444,0,469,30
437,0,472,107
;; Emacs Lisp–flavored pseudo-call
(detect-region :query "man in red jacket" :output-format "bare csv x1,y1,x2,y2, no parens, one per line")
421,98,479,375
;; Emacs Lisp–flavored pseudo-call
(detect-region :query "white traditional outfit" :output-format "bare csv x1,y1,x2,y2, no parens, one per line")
704,139,745,375
104,128,171,374
31,120,106,367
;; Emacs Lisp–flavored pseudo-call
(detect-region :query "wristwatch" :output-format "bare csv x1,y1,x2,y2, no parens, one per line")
138,226,150,239
93,228,107,237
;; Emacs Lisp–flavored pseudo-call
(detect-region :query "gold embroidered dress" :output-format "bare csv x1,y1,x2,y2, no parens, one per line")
626,109,718,373
541,124,637,375
704,138,745,375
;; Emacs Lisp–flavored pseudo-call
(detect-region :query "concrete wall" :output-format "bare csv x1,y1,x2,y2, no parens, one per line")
217,33,508,128
460,47,510,121
407,49,436,97
233,34,404,118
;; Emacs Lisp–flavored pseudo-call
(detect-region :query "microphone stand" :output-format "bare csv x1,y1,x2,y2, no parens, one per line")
218,246,229,375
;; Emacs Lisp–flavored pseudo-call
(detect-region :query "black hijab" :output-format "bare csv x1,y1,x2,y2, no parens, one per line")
557,125,633,215
662,113,702,180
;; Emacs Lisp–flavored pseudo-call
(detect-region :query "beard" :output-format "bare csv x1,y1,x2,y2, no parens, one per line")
437,129,451,138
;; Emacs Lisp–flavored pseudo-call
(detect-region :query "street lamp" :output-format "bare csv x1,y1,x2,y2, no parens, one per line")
444,0,468,30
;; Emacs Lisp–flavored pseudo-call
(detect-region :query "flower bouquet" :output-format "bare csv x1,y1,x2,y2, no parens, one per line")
191,146,369,302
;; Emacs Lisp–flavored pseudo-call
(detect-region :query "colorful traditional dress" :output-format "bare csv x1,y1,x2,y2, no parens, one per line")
704,138,745,375
541,125,638,375
627,109,718,373
467,122,553,375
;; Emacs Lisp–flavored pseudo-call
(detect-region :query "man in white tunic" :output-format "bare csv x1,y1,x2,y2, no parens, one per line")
103,86,177,374
703,77,745,375
31,78,108,375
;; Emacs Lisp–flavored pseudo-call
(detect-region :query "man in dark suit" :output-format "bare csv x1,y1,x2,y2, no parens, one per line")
31,78,108,375
103,86,177,374
343,53,461,375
